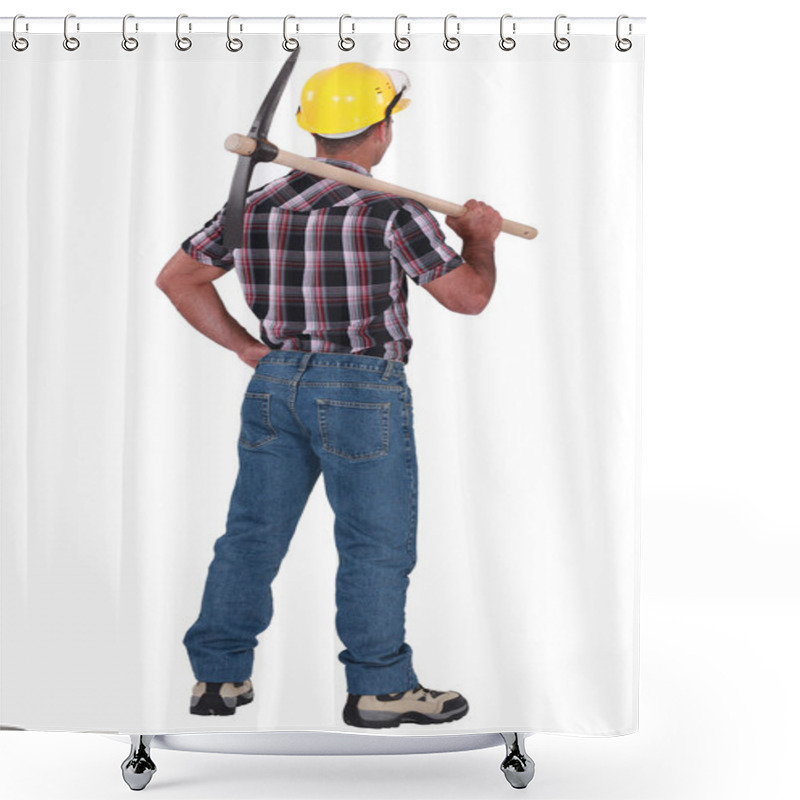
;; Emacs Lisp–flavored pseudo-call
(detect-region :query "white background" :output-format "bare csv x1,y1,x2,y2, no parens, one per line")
1,0,798,798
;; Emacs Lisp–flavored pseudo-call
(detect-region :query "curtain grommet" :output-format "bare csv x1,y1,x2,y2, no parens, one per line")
443,14,460,51
553,14,570,52
615,15,632,51
63,13,80,51
338,15,355,51
175,14,192,51
282,15,299,51
226,15,243,52
499,14,516,51
121,14,139,51
12,15,29,51
394,15,411,51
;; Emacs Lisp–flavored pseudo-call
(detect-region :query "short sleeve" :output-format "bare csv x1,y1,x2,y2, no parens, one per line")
390,201,465,286
181,207,235,270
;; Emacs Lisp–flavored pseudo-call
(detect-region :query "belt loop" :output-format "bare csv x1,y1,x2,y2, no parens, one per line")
382,359,395,381
295,352,313,381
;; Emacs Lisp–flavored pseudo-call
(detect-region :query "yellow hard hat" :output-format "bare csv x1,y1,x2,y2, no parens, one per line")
296,62,411,138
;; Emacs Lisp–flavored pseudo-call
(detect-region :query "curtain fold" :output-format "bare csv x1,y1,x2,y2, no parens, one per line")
1,27,643,735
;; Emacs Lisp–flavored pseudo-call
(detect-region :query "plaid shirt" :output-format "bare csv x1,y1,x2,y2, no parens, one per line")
182,158,464,363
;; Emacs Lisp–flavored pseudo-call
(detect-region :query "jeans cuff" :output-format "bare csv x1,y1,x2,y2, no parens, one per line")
344,661,418,696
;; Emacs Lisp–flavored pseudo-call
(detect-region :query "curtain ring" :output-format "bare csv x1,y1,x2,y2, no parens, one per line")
443,14,460,51
226,15,243,52
339,15,355,51
615,15,632,52
499,14,516,51
553,14,570,51
122,14,139,51
12,15,29,52
282,15,299,51
63,13,80,51
394,14,411,51
175,14,192,51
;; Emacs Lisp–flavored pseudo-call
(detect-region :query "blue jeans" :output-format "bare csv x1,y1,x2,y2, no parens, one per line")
183,351,419,695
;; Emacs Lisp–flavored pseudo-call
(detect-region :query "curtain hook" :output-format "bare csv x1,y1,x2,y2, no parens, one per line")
443,13,460,51
175,14,192,51
339,14,355,51
394,14,411,51
553,14,570,51
226,15,243,52
63,13,80,51
499,14,516,51
615,15,632,51
122,14,139,51
282,15,299,51
12,14,29,51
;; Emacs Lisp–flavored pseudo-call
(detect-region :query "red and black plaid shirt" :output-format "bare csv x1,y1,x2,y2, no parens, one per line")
182,158,464,363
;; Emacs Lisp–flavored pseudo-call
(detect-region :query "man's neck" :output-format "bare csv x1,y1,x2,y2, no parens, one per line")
315,148,374,173
316,155,371,174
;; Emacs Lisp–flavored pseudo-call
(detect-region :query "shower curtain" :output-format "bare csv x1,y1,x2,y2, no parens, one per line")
0,17,643,736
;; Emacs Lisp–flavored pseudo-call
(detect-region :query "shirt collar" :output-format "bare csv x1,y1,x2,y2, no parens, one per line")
314,157,372,177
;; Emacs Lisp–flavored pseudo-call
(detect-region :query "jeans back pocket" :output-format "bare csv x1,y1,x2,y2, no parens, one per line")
317,399,391,461
239,392,278,449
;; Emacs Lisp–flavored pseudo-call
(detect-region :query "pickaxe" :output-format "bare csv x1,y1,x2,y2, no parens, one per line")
221,47,538,250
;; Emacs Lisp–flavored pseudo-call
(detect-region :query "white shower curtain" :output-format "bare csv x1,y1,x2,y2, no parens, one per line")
0,19,643,736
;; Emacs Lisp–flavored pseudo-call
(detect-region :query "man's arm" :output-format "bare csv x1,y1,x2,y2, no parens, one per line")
156,248,270,368
423,199,502,315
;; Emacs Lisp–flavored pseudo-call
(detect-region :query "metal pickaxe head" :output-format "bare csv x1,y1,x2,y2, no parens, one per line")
221,46,300,250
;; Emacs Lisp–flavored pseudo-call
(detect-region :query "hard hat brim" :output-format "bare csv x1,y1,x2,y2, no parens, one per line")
297,97,410,136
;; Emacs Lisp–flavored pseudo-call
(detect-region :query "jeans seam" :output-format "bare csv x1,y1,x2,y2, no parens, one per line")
403,385,418,691
287,354,313,438
260,359,401,375
401,383,417,569
301,381,403,392
252,377,404,392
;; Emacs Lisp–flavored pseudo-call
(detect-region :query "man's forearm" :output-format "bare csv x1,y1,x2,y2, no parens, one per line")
156,249,270,368
162,279,259,355
437,198,502,313
461,240,497,307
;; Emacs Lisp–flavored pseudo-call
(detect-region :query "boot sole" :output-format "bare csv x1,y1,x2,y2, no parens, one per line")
190,690,254,716
343,701,469,729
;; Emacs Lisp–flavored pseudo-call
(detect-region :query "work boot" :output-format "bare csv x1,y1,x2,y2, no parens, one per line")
343,683,468,728
190,680,254,716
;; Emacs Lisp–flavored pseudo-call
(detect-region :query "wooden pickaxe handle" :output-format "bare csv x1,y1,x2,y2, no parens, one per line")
225,134,538,241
